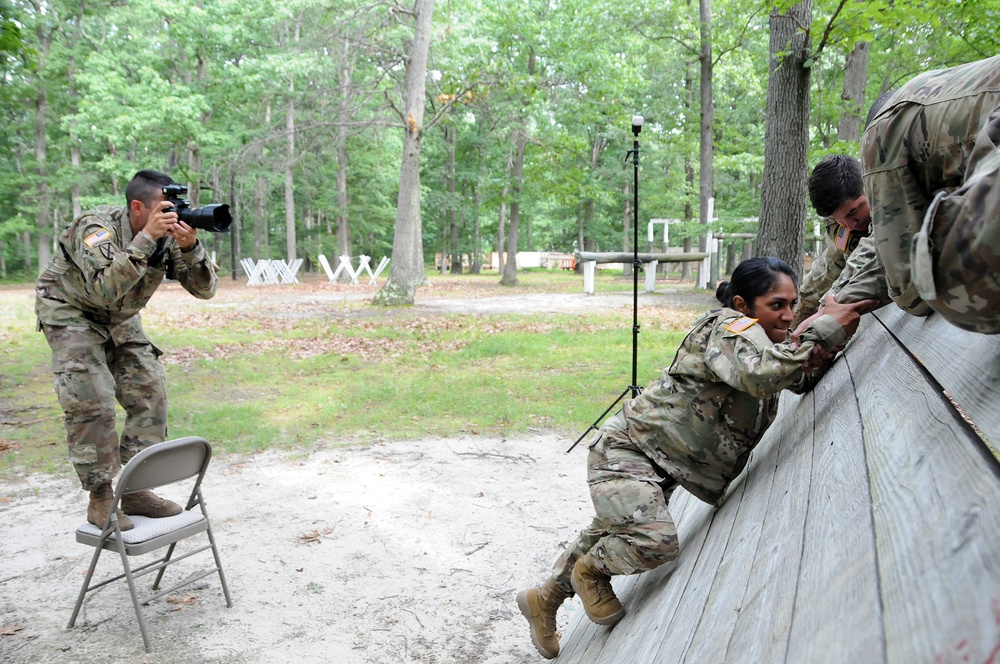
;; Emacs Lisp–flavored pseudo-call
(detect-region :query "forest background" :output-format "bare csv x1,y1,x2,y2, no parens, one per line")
0,0,997,303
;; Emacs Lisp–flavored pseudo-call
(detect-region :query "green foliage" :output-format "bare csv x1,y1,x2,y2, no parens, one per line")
0,0,996,278
0,275,701,470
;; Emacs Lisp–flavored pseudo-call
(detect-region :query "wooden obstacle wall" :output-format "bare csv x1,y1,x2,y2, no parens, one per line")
559,305,1000,664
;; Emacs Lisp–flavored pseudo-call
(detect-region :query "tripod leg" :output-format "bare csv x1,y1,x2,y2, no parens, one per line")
565,386,632,453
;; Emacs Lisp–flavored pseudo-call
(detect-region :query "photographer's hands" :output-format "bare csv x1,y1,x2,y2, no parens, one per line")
145,201,198,250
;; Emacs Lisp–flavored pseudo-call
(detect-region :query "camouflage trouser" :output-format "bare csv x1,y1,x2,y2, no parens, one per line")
913,106,1000,333
549,426,679,593
42,325,167,490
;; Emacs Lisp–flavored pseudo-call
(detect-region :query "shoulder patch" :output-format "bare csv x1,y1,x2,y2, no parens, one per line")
834,224,850,251
83,228,112,247
725,316,758,333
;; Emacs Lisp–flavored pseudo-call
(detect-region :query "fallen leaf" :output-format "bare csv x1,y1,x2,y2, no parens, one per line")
167,595,197,611
0,624,25,636
298,527,333,544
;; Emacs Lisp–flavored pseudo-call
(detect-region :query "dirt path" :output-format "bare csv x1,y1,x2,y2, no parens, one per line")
1,275,715,662
0,435,595,663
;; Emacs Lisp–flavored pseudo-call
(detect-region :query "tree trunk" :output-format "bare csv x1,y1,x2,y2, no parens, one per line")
838,41,869,142
374,0,436,305
500,128,525,286
447,120,461,274
497,131,516,274
285,91,297,261
699,0,714,253
757,1,812,275
335,38,352,275
34,86,51,275
471,182,481,274
254,175,265,261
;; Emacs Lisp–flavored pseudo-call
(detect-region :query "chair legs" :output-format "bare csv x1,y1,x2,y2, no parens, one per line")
68,521,231,652
117,542,154,653
67,542,105,629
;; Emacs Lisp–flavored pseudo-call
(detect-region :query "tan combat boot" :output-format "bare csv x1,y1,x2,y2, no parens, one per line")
121,490,183,518
516,579,571,659
87,483,134,531
571,553,625,626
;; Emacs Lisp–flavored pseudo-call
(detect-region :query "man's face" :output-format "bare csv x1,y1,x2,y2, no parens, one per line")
129,192,168,231
828,194,871,233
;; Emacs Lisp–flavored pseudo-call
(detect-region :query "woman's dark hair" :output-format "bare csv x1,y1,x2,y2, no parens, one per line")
716,257,797,312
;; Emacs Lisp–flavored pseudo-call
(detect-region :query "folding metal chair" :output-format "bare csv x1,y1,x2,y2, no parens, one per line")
67,436,232,653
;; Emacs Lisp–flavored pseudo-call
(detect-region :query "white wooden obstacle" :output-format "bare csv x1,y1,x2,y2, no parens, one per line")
239,258,303,286
317,254,390,285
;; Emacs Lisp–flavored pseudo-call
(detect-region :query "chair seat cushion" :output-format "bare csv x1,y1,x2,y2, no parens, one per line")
76,511,205,544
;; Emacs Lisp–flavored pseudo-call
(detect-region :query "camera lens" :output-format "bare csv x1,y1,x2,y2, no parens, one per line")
179,204,233,233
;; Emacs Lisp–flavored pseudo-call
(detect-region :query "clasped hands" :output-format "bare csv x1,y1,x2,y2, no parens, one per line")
790,295,877,372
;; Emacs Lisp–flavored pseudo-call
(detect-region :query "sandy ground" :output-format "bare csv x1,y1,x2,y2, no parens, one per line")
0,275,715,663
0,434,596,664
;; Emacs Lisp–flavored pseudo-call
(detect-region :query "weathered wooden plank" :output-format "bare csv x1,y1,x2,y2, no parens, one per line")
558,485,708,662
872,305,1000,445
678,391,812,664
637,479,741,662
785,357,884,663
722,387,815,663
847,320,1000,664
557,311,1000,664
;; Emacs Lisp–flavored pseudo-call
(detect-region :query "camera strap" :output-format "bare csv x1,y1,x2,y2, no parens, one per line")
148,237,168,268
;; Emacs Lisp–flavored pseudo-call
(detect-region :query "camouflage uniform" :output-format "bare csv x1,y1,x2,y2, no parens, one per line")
837,55,1000,333
35,205,217,490
793,219,869,327
548,308,846,591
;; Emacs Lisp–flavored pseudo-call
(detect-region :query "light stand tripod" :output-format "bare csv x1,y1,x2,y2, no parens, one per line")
567,115,645,453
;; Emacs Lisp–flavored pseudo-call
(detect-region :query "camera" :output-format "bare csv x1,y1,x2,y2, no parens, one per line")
162,184,233,233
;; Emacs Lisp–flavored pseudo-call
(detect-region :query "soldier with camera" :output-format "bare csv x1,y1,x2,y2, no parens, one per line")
35,169,220,530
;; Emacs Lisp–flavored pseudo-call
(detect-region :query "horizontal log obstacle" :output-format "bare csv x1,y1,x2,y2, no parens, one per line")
575,251,710,295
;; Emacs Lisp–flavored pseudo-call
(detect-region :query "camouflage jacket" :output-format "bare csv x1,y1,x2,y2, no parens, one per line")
602,308,846,506
35,205,217,344
837,55,1000,311
794,219,869,324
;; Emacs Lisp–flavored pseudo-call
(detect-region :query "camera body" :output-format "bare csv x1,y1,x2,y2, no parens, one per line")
162,184,233,233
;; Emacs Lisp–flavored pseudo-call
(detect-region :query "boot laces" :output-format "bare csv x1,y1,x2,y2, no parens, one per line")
588,574,615,604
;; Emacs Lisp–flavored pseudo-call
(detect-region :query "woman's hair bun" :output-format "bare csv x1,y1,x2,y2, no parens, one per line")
715,280,731,304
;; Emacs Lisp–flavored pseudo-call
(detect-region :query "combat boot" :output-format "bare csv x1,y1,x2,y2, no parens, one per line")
87,483,134,531
571,553,625,626
516,579,570,659
121,490,183,518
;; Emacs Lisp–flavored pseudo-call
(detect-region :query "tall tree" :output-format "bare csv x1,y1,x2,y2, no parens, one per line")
838,41,869,142
756,0,813,272
374,0,435,305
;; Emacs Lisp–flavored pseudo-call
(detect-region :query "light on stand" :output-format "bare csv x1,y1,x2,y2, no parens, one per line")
631,115,644,135
567,113,646,453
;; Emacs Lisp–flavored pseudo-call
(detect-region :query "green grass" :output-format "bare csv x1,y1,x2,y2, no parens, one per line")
0,272,699,476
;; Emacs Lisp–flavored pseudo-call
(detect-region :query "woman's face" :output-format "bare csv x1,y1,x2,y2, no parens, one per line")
735,273,798,343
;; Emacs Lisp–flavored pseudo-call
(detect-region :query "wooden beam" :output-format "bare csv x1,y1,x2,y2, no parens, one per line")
575,251,709,264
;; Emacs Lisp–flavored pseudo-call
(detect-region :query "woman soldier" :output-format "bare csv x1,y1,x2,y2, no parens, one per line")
517,256,874,659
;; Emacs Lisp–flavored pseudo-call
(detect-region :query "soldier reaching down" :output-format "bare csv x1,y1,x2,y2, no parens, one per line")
516,257,873,659
35,169,218,531
820,55,1000,333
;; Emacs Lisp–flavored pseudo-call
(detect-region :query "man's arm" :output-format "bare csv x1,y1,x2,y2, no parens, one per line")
792,230,848,328
167,223,217,300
